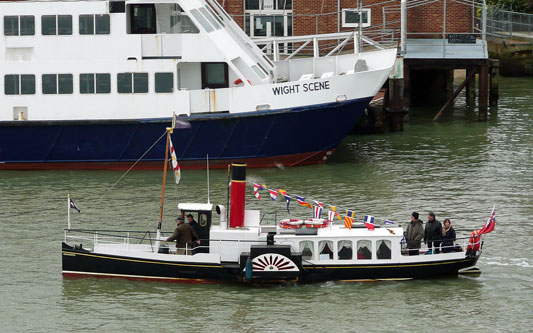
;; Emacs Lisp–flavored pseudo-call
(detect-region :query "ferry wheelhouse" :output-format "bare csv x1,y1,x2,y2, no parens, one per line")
62,163,484,283
0,0,396,170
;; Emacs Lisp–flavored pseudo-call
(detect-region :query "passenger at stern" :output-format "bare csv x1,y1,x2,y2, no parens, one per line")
424,212,442,254
405,212,424,256
441,219,457,253
164,216,200,255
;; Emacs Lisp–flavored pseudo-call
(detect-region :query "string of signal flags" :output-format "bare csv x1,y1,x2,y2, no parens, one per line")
251,183,396,231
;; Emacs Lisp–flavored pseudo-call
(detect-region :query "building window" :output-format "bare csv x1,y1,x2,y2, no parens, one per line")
42,15,72,35
155,73,173,93
338,240,353,260
4,16,35,36
79,14,110,35
376,240,392,259
357,240,372,260
42,74,73,94
80,73,111,94
299,241,314,260
342,9,371,28
117,73,148,93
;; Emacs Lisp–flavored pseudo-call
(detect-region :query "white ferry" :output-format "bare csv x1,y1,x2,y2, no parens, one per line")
1,0,396,169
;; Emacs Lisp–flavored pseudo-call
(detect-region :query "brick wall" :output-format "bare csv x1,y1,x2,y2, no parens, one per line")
216,0,473,38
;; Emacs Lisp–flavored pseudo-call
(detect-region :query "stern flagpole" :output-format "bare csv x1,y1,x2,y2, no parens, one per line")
158,127,172,231
67,194,71,230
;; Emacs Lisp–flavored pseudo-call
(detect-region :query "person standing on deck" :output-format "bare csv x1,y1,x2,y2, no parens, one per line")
164,216,200,255
405,212,424,256
424,212,442,254
441,218,457,253
187,214,200,236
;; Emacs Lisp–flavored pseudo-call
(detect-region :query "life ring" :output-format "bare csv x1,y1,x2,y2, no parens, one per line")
304,218,328,228
280,218,303,229
234,78,251,86
466,230,481,252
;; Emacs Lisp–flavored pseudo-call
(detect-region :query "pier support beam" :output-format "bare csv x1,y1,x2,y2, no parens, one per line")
478,64,489,121
490,59,499,107
465,68,476,106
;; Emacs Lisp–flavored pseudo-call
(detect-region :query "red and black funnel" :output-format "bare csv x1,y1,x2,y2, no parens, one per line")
229,163,246,228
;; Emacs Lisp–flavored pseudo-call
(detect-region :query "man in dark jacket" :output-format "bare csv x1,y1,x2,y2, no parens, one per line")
405,212,424,256
424,212,442,254
187,214,200,236
165,216,200,255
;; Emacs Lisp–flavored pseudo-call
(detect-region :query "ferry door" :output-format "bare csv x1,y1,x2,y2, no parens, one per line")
182,210,212,254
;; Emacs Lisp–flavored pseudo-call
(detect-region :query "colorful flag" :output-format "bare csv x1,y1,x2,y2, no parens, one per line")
329,205,343,221
313,200,324,208
253,183,262,200
277,189,288,196
364,215,375,230
69,199,81,213
295,195,313,209
479,206,496,235
169,137,181,184
269,189,278,201
313,206,322,219
344,216,353,229
328,210,335,222
346,210,355,218
384,220,395,225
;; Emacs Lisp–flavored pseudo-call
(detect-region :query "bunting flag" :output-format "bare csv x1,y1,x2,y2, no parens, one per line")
69,199,81,213
329,205,343,221
313,206,322,219
277,189,288,196
479,206,496,235
285,196,291,214
364,215,375,230
269,189,278,201
344,216,353,229
253,183,262,200
313,200,324,208
295,195,313,209
169,137,181,184
328,210,335,222
346,210,355,218
384,220,395,225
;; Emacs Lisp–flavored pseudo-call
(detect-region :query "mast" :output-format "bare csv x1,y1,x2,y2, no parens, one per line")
158,127,173,230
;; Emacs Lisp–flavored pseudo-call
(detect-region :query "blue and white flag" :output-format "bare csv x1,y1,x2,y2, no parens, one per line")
286,196,291,214
172,114,192,129
70,199,81,213
364,215,375,230
384,220,395,225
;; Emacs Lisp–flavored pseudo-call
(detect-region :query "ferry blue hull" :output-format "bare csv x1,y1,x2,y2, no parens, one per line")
0,98,371,169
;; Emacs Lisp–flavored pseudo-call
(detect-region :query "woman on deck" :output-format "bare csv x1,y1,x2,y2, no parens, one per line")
441,219,456,253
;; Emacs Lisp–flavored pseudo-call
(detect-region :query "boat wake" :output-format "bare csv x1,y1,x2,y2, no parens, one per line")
485,257,531,268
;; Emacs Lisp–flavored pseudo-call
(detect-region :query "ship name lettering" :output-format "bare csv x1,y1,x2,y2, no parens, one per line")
272,81,330,96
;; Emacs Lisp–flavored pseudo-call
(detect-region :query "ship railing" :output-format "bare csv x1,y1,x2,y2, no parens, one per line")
400,231,480,256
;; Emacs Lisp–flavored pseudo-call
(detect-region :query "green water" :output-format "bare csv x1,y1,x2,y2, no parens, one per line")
1,77,532,331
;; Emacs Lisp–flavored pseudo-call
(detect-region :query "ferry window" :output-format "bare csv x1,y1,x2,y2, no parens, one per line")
133,73,148,93
170,14,199,34
201,63,228,89
4,75,19,95
357,240,372,260
205,6,224,28
130,4,156,34
190,9,214,33
338,240,353,260
252,65,267,79
199,7,220,30
80,74,95,94
79,15,94,35
58,15,72,35
20,16,35,35
110,1,126,13
42,74,57,94
96,74,111,93
299,241,314,260
20,75,35,94
376,240,392,259
4,16,18,36
318,240,333,260
155,73,173,93
58,74,73,94
117,73,132,93
95,15,110,34
41,16,56,35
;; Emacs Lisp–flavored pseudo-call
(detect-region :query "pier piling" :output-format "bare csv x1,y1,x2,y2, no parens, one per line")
490,59,500,107
478,64,489,121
